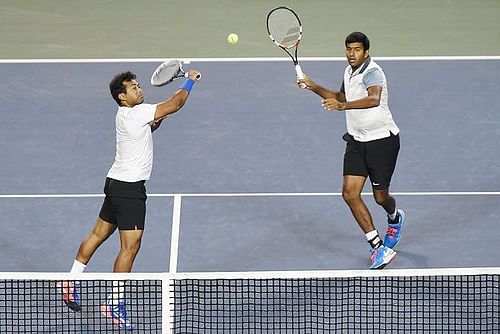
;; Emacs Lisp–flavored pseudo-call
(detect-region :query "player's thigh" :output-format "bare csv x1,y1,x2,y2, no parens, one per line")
365,134,400,189
99,196,117,225
113,197,147,231
94,197,118,239
343,134,368,177
92,217,117,238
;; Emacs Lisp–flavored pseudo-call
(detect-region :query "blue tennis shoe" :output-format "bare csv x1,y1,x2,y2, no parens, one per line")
61,280,82,312
384,209,405,249
100,300,134,331
369,245,397,269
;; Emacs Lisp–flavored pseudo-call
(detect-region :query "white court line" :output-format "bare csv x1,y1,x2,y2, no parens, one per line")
0,56,500,63
169,195,182,274
150,192,500,197
0,192,499,198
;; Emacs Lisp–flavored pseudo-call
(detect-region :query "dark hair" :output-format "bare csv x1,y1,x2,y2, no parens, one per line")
109,71,136,106
345,32,370,51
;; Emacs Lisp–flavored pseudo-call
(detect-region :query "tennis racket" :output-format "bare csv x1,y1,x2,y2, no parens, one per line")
266,6,306,87
150,59,201,87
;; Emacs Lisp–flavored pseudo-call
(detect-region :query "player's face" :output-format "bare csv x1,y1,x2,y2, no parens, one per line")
120,79,144,107
345,42,369,70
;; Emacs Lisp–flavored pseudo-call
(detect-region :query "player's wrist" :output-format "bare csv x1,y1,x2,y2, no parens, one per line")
180,78,195,93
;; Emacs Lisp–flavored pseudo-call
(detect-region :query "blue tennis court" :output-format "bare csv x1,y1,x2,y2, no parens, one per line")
1,58,499,274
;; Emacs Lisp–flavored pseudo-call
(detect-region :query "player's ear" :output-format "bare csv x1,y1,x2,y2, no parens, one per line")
118,93,126,103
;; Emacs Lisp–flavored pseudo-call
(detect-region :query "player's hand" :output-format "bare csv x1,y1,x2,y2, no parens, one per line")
322,98,346,111
187,70,201,81
297,74,313,90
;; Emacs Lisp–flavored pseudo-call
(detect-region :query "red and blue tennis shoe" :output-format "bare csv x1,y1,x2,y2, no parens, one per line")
100,300,134,331
384,209,405,249
61,280,82,312
369,245,397,269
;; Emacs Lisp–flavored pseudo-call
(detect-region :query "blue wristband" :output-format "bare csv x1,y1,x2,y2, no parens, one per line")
180,78,195,93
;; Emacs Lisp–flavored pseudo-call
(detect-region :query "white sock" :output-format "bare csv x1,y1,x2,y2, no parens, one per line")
366,230,382,249
70,259,87,274
366,230,378,241
107,280,125,305
388,209,398,222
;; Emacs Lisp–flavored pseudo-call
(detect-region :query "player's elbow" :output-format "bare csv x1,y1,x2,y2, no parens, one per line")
369,97,380,108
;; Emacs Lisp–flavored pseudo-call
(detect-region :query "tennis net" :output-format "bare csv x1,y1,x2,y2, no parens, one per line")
0,268,498,333
0,272,163,333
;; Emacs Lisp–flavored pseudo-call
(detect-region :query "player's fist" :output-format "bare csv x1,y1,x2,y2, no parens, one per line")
297,74,313,90
187,70,201,81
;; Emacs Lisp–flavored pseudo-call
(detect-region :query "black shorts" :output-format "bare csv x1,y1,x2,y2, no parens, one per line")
98,178,147,230
343,132,400,190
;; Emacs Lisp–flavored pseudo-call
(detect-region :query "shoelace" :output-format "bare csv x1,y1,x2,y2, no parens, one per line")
386,226,398,238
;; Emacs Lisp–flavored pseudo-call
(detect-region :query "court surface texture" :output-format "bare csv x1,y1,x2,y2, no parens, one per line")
1,58,499,273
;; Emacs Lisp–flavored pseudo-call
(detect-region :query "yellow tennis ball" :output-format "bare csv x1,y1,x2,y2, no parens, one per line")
227,33,239,45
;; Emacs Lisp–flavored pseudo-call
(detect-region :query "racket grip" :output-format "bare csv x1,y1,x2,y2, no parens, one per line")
295,64,307,89
295,64,304,79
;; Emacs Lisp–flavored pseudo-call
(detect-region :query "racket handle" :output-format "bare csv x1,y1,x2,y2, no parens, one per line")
184,72,202,80
295,64,304,79
295,64,307,89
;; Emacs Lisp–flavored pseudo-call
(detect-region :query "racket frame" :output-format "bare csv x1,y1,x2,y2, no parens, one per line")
266,6,305,83
150,60,192,87
266,6,303,64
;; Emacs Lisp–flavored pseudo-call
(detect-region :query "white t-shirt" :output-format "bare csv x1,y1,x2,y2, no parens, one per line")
107,103,157,182
341,57,399,142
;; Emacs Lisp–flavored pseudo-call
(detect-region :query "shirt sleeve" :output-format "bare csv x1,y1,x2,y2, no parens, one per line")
363,68,384,88
132,103,157,126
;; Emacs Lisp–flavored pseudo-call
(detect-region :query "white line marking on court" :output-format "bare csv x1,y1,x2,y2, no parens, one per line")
165,191,180,334
0,192,499,198
169,195,182,274
0,56,499,63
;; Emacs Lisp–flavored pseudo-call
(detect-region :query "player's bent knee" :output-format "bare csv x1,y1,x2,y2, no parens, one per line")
119,231,143,253
342,189,361,204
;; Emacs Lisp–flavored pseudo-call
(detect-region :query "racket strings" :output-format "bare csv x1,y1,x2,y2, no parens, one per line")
267,10,301,47
151,60,181,86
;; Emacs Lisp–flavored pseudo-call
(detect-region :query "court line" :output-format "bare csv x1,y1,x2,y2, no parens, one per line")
169,195,182,274
0,192,499,198
0,56,499,63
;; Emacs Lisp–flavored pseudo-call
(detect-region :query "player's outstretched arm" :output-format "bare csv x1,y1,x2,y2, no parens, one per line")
154,70,201,122
297,74,345,101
